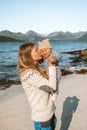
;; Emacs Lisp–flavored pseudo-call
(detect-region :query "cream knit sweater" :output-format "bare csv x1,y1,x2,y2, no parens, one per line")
20,66,56,122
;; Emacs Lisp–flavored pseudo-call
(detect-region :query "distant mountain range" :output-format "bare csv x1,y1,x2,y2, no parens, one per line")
0,30,87,42
0,36,21,42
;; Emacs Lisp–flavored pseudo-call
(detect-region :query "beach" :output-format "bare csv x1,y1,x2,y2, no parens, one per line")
0,73,87,130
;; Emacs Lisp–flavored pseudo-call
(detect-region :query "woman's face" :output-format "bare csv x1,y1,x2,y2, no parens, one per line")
31,45,42,63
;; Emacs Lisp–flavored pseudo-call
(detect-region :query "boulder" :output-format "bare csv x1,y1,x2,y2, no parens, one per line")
64,49,87,63
0,78,21,89
61,69,73,76
80,49,87,60
75,69,87,74
72,56,81,63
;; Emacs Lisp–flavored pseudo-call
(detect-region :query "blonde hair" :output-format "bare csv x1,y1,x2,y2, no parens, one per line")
17,42,48,79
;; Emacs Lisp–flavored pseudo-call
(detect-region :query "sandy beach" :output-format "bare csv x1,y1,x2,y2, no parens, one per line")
0,73,87,130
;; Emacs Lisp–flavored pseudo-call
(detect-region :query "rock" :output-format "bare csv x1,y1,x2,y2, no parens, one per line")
64,50,81,54
61,69,73,76
0,78,9,83
81,55,87,61
0,78,21,88
75,69,87,74
14,80,21,84
0,85,6,90
64,49,87,64
72,56,81,63
81,49,87,55
80,49,87,61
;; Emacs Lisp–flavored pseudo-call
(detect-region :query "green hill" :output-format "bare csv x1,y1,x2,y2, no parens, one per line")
0,36,20,42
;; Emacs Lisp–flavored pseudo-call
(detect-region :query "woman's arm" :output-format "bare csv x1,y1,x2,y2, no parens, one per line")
21,66,56,94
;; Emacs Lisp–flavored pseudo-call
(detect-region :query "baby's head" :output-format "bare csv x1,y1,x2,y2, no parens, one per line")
38,39,52,57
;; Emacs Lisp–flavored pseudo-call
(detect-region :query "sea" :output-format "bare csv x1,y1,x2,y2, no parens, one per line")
0,41,87,80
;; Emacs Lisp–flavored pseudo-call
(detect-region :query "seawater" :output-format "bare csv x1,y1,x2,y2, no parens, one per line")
0,41,87,80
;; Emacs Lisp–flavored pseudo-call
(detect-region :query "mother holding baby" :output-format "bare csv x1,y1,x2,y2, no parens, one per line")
17,39,61,130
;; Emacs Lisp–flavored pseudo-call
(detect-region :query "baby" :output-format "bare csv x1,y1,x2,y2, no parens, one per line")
38,39,61,102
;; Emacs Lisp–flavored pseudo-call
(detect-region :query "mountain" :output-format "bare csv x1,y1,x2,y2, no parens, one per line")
73,31,85,39
76,32,87,41
46,31,75,41
0,30,87,42
0,30,25,41
24,30,43,41
0,30,43,42
46,31,85,41
0,36,19,42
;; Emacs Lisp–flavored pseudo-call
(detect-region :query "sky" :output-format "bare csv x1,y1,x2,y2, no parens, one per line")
0,0,87,34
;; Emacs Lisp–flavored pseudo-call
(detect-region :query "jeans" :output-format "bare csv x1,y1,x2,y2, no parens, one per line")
33,114,57,130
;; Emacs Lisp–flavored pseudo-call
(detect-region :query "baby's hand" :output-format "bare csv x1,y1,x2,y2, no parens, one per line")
49,54,58,66
51,93,58,102
49,54,55,66
49,54,54,62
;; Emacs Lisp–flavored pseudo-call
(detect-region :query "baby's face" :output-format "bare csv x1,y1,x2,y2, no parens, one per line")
39,48,52,57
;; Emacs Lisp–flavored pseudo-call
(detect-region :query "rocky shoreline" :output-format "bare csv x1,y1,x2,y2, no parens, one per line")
64,49,87,63
61,48,87,76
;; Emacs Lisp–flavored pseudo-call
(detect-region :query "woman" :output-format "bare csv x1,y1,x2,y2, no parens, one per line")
17,42,57,130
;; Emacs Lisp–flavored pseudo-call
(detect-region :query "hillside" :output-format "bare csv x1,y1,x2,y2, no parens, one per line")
46,31,76,41
0,30,43,42
76,32,87,41
0,36,20,42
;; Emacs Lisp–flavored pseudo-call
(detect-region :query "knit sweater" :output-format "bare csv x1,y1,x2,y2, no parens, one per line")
20,66,56,122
